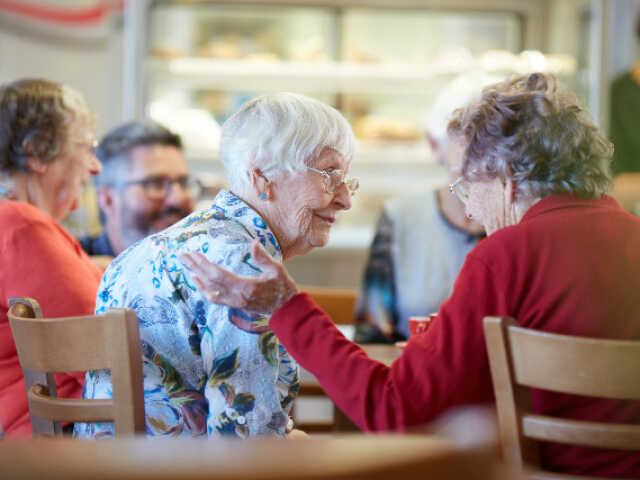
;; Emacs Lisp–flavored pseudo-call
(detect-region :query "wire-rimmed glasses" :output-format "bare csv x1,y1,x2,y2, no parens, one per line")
306,167,359,196
449,176,470,205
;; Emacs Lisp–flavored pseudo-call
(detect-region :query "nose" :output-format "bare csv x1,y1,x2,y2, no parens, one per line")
332,182,352,211
88,152,102,175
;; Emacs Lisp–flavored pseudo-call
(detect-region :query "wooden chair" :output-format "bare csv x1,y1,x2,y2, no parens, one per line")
483,316,640,480
302,285,358,326
294,286,358,433
7,297,145,436
611,173,640,215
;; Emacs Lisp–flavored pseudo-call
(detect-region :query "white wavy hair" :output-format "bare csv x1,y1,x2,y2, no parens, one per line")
220,92,355,195
426,71,502,143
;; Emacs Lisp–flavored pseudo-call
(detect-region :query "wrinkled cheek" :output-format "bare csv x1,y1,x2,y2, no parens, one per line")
292,207,313,238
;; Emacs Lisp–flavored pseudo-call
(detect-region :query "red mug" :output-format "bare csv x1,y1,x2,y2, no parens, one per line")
408,315,433,337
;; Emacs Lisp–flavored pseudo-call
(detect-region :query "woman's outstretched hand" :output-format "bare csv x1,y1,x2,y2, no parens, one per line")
180,240,298,315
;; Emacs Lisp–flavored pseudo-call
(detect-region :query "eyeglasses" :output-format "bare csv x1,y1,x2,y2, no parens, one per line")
70,138,98,156
449,176,470,205
122,175,201,200
306,167,359,196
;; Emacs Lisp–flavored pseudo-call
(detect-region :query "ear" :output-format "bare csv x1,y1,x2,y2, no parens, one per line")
502,163,516,204
504,178,516,205
249,166,272,200
96,186,118,218
25,156,48,174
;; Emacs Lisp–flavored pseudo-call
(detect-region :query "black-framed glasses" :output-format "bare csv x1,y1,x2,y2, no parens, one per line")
306,167,359,196
449,176,470,205
122,175,201,200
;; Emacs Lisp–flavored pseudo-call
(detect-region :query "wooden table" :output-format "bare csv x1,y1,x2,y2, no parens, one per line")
0,435,501,480
298,344,402,432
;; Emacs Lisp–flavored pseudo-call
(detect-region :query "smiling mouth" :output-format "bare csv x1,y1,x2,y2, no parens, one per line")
314,214,335,224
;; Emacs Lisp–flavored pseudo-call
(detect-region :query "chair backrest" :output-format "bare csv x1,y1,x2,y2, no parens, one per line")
7,297,145,436
294,287,358,433
611,172,640,215
483,316,640,479
302,285,357,325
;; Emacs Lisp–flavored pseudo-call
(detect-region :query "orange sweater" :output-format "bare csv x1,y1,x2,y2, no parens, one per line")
0,201,101,436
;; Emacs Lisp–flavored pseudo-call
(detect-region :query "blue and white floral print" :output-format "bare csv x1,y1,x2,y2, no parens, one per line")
75,190,299,438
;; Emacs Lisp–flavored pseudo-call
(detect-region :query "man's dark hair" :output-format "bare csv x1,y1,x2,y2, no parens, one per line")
94,120,182,187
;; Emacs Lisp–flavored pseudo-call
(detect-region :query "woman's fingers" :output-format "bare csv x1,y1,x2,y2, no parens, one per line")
180,246,299,314
250,240,279,274
181,252,260,310
181,252,227,290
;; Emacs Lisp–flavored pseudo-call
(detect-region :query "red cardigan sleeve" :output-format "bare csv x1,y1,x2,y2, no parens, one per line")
269,255,501,431
2,210,102,396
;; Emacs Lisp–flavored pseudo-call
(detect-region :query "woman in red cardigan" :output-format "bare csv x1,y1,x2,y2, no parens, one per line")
181,73,640,478
0,79,103,436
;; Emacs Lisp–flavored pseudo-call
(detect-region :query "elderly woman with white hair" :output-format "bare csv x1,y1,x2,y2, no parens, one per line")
76,93,357,438
182,74,640,477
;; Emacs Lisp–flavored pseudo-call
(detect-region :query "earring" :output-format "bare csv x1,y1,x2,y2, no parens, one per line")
259,192,267,200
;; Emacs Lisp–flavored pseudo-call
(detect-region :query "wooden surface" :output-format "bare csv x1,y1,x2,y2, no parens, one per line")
611,173,640,214
8,298,145,436
301,285,358,325
293,286,358,432
297,344,401,432
0,435,502,480
484,316,640,479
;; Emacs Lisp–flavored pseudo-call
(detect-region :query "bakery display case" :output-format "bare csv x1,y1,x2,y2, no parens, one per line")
126,0,601,287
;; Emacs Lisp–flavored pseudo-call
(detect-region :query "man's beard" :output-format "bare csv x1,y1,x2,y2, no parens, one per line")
121,206,191,246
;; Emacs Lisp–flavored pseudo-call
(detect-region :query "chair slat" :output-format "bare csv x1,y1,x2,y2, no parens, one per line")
302,286,357,325
9,314,111,372
28,384,114,422
522,414,640,451
508,327,640,399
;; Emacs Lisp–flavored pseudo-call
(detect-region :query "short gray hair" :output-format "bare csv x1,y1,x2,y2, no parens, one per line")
448,72,613,201
219,93,355,195
94,120,182,187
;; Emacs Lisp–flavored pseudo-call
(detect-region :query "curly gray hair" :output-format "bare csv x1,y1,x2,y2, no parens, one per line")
219,93,355,196
447,72,613,201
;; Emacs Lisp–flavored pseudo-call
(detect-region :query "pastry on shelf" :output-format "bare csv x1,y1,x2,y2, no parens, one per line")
197,35,243,59
290,35,328,62
354,115,420,142
149,46,185,59
345,45,380,64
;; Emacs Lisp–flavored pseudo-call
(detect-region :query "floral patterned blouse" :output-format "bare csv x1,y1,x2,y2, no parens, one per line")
75,190,299,438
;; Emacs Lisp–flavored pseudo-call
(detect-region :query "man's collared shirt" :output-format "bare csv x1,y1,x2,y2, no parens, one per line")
78,231,116,257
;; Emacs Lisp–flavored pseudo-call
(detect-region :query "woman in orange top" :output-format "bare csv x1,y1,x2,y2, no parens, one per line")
0,78,103,436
